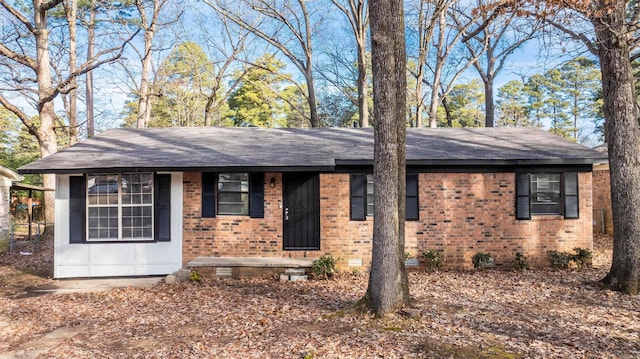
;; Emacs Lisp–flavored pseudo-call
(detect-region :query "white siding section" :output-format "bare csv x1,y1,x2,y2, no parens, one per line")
54,173,183,278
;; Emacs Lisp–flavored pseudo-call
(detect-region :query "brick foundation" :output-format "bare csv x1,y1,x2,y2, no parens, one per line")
182,171,593,270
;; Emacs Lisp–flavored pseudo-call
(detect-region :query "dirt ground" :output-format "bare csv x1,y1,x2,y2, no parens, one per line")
0,234,638,358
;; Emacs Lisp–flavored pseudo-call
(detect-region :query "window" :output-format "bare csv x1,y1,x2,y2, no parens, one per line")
218,173,249,215
201,172,264,218
516,172,578,220
366,174,374,216
531,173,561,215
87,173,153,241
350,173,419,221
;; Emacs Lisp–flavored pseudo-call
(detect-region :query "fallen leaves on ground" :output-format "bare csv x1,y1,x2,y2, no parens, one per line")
0,235,638,358
0,236,53,297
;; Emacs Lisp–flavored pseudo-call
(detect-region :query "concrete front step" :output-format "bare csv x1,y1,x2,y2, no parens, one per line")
186,256,314,279
280,268,309,282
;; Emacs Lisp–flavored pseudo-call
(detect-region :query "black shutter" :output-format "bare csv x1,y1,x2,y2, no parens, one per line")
154,174,171,242
350,174,366,220
249,173,265,218
563,172,579,219
516,173,531,220
202,172,216,218
69,175,86,243
406,173,419,220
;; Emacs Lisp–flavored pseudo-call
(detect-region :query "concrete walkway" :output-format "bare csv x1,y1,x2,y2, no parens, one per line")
28,277,162,295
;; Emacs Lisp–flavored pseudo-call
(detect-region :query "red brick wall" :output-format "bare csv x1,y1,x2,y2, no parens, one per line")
413,172,592,269
182,171,593,270
592,168,612,235
183,172,285,265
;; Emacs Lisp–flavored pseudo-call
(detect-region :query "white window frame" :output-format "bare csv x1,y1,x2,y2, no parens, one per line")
86,173,154,241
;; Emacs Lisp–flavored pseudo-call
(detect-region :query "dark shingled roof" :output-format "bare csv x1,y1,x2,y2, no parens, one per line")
18,127,607,174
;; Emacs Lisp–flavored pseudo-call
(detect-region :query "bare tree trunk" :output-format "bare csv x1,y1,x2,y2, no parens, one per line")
413,0,435,128
204,91,216,126
137,30,154,128
415,79,423,128
442,95,452,127
135,0,163,129
86,0,96,137
428,9,447,128
64,0,78,144
484,77,494,127
357,42,369,127
307,70,319,127
34,0,59,227
573,85,578,140
332,0,369,127
392,0,409,305
362,0,410,317
596,0,640,295
303,4,318,128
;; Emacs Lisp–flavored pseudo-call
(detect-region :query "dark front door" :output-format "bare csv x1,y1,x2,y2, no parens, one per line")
283,173,320,250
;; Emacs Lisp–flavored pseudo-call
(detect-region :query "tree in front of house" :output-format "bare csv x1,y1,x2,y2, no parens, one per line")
359,0,410,316
489,0,640,294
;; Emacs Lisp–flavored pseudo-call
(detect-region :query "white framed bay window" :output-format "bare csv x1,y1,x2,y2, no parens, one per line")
87,173,154,241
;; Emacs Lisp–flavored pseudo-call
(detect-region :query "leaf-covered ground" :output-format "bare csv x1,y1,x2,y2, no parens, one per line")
0,235,638,358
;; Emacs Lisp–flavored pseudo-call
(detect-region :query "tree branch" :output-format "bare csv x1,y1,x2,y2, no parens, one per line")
0,43,37,70
0,94,38,137
208,0,308,75
545,17,598,55
43,28,140,104
0,0,35,33
461,1,513,43
41,0,64,12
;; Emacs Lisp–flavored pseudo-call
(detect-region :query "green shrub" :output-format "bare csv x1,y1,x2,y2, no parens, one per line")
548,248,593,270
548,251,572,269
514,252,529,270
573,247,593,269
472,252,494,269
421,249,443,271
190,270,202,282
312,254,337,280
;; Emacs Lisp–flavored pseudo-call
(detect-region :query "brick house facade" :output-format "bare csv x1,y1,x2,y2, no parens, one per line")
182,171,593,270
20,127,606,278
